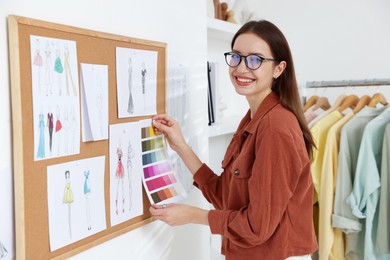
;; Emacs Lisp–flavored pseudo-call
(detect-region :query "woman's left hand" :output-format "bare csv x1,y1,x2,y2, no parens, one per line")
149,203,209,226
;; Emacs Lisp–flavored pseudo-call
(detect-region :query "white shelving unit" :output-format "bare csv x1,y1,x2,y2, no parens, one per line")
207,17,240,41
207,18,243,137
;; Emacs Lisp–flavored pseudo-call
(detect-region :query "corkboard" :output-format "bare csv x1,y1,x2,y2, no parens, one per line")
8,15,166,259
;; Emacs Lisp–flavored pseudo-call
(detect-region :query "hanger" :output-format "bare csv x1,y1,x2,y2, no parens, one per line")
303,95,319,112
352,95,371,113
310,96,331,111
368,93,388,107
338,95,359,113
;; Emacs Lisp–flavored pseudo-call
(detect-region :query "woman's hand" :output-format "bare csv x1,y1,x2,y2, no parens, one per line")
152,114,187,153
149,203,209,226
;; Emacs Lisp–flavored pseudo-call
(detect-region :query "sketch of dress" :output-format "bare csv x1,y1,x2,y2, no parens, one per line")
115,145,125,214
127,58,134,114
63,45,77,96
63,170,74,239
37,113,45,158
47,112,54,153
44,41,53,94
0,241,7,259
54,49,64,96
33,39,43,95
84,170,92,231
127,141,135,210
55,106,62,155
141,63,147,109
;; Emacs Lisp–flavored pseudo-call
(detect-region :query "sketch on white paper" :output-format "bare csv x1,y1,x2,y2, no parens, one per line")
30,35,80,161
116,47,158,118
47,156,106,251
80,63,109,142
109,121,143,226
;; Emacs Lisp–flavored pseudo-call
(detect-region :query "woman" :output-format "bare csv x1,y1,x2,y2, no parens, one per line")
150,20,318,260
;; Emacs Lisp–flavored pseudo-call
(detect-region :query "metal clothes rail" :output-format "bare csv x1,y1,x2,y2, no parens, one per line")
306,78,390,88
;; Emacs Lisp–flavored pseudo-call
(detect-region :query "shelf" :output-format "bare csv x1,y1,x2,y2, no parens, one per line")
208,115,241,138
207,17,240,41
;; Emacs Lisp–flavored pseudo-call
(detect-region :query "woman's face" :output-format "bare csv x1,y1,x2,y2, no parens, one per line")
229,33,280,103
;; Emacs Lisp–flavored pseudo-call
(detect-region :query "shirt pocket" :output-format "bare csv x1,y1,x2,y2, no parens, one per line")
231,154,254,179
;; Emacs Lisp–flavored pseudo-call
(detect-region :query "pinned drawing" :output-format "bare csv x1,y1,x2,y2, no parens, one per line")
109,122,143,226
30,35,80,161
47,156,106,251
80,63,109,142
116,47,158,118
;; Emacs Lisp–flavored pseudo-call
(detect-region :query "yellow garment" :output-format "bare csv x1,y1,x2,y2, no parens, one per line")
310,110,343,203
319,111,354,260
63,183,74,204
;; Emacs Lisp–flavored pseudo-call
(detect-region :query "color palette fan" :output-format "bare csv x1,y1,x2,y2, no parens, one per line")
140,119,187,205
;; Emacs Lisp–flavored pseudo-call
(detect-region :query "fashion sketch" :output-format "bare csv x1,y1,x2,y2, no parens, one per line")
54,48,64,96
127,141,135,210
37,112,45,158
44,41,53,94
63,170,74,239
95,75,104,138
0,241,7,259
55,106,62,156
84,170,92,231
33,38,43,95
64,44,77,96
115,143,125,215
47,111,54,153
127,57,134,114
141,62,147,109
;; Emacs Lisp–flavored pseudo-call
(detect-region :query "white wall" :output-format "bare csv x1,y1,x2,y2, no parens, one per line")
0,0,210,259
249,0,390,88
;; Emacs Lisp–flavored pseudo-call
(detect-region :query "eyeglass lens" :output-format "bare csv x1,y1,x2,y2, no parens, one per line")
225,53,263,70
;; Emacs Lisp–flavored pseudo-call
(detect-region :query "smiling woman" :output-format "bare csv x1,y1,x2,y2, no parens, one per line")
150,20,318,260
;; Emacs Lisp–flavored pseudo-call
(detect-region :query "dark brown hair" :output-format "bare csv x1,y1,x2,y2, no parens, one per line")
231,20,316,158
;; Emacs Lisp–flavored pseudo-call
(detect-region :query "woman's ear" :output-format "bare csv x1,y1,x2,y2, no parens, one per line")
273,61,286,79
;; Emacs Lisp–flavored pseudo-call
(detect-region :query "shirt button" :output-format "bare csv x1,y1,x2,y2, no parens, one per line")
234,169,239,176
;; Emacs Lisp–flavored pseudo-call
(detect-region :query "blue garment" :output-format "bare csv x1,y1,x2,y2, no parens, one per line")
84,170,91,194
347,106,390,260
37,113,45,158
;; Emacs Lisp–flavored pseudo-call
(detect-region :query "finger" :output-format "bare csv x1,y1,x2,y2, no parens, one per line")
152,120,171,134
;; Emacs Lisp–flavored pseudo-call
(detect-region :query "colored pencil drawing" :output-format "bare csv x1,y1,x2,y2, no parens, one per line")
109,122,143,227
31,35,80,161
63,170,74,239
116,47,158,118
47,156,106,251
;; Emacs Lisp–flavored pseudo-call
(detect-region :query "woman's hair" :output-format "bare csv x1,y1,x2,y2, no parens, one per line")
231,20,316,158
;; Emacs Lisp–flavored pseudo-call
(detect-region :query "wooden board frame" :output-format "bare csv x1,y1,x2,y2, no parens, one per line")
8,15,166,259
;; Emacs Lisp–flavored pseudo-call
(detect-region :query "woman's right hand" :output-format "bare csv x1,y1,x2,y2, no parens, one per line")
152,114,187,153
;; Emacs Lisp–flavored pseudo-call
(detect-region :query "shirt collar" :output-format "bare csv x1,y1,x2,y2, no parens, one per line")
239,91,280,135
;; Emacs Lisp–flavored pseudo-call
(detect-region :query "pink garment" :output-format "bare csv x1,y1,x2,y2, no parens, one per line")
304,109,318,124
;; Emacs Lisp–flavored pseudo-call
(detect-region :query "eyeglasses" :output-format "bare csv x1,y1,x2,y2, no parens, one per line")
224,52,277,70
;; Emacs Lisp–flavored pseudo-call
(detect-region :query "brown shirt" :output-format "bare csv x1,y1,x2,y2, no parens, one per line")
194,92,318,259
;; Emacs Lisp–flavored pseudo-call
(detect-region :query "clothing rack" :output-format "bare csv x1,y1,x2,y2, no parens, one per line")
306,78,390,88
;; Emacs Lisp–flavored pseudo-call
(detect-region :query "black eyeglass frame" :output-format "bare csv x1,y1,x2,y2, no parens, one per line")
224,52,278,70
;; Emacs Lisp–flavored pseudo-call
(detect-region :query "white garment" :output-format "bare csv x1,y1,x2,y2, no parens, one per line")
285,255,312,260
